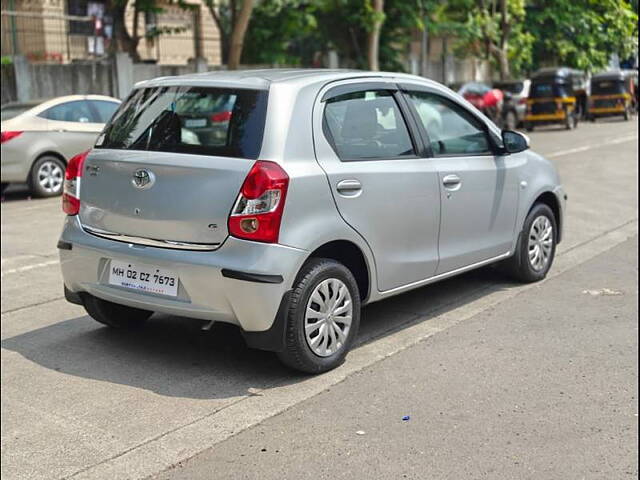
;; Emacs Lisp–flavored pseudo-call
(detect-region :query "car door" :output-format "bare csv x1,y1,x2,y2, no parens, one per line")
313,81,441,292
401,85,520,274
41,99,105,159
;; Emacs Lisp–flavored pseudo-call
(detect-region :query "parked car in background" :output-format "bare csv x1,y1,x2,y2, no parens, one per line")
493,79,530,129
58,70,565,374
588,69,638,121
1,95,120,197
457,82,504,124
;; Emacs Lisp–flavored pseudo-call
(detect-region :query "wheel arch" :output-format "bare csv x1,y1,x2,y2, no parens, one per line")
303,240,371,303
529,191,563,243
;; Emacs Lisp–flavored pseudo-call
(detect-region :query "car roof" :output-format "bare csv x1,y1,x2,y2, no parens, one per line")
134,68,445,91
531,67,584,80
591,69,638,81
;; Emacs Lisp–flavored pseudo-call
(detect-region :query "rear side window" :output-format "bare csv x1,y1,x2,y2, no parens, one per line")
40,100,95,123
96,86,268,159
89,100,120,123
323,90,415,161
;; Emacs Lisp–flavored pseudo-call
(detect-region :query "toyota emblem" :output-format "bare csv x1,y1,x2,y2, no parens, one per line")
132,169,155,189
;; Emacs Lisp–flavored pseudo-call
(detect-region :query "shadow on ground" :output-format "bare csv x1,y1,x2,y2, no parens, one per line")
2,265,519,400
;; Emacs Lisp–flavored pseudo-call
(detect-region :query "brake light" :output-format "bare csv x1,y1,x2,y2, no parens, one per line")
518,97,527,105
228,161,289,243
1,131,23,144
211,111,232,123
62,150,89,215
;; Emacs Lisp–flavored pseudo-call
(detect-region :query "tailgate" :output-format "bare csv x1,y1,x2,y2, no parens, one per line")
79,149,252,246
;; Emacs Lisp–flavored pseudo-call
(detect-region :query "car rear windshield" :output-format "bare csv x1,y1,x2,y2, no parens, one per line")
591,80,624,95
530,82,567,98
95,86,268,159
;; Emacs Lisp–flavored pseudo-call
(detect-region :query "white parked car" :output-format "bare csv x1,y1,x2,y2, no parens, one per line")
1,95,120,196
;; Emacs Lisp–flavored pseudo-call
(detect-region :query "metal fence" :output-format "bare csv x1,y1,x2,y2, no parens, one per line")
1,10,97,63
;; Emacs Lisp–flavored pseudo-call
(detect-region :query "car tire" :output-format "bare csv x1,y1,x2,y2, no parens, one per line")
502,203,557,283
29,155,66,198
83,295,153,328
1,183,8,194
277,258,361,374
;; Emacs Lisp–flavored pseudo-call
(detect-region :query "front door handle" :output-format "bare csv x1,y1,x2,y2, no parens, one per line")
442,174,462,190
336,179,362,197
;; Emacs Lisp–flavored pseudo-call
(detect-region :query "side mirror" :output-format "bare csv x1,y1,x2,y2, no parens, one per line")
502,130,530,154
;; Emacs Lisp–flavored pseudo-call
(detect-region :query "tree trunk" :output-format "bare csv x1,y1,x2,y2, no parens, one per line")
206,1,229,64
366,0,384,71
227,0,255,70
108,1,141,61
497,0,510,80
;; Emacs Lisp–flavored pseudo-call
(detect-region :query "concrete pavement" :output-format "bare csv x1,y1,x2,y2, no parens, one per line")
159,236,638,480
1,118,638,479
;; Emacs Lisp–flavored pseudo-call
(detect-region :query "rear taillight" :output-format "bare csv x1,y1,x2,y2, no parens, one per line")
228,161,289,243
62,150,89,215
211,111,232,123
1,131,23,144
518,97,527,105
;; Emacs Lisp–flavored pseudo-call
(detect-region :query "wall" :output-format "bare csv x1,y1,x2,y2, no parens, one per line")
1,55,208,105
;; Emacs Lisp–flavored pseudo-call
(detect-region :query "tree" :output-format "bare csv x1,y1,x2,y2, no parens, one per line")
366,0,385,70
442,0,530,80
107,0,192,62
203,0,256,69
526,0,638,72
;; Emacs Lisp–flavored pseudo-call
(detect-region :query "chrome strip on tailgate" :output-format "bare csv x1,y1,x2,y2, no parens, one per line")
81,224,221,251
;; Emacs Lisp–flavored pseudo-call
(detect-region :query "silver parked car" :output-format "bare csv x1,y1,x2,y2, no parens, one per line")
1,95,120,196
58,70,566,373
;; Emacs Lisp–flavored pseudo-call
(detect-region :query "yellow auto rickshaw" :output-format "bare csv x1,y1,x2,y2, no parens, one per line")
524,67,587,131
588,69,638,121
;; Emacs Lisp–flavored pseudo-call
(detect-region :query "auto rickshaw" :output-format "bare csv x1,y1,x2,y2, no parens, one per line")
588,69,638,121
524,67,587,131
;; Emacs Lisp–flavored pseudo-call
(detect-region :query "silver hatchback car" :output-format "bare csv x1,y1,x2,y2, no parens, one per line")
59,70,566,373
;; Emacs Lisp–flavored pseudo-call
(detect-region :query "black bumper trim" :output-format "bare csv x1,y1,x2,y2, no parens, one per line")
64,285,84,305
57,240,72,250
221,268,283,284
241,290,291,352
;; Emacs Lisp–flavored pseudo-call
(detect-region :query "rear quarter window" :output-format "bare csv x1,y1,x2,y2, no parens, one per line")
96,86,268,159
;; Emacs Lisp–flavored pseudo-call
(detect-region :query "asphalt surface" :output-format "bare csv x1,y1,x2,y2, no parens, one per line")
160,236,639,480
1,117,638,479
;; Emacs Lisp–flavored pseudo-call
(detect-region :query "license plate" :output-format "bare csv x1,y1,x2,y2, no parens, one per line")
184,118,207,128
108,260,179,297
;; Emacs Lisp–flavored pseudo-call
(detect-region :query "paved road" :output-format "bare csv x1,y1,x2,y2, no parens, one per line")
160,236,639,480
1,118,637,479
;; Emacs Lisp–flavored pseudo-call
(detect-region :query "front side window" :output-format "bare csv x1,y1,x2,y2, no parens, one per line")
405,91,491,156
95,86,268,159
40,100,95,123
323,90,415,161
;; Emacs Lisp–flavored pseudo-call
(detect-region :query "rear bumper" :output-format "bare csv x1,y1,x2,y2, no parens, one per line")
525,112,566,122
59,216,308,335
589,107,625,114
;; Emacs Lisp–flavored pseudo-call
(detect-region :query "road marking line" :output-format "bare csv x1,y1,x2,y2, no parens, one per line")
547,135,638,158
1,259,59,277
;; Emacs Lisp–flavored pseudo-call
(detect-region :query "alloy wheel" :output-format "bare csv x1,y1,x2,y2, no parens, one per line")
37,160,64,194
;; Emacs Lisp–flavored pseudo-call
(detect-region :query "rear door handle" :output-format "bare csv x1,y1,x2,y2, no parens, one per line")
336,179,362,197
442,174,462,190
